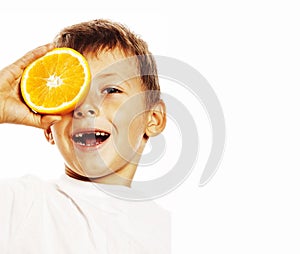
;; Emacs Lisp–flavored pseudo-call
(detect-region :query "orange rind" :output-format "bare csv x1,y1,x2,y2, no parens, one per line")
21,47,91,114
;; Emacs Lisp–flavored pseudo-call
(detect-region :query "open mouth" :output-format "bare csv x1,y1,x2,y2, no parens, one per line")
72,130,110,147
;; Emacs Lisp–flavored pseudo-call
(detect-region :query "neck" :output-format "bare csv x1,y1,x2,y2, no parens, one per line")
65,165,135,187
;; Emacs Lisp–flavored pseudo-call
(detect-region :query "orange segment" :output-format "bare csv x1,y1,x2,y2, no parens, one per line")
20,47,91,114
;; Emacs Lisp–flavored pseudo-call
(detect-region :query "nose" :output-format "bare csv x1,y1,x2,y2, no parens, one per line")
73,103,99,119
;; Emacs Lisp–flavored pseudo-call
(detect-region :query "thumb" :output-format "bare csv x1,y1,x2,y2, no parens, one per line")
40,115,62,129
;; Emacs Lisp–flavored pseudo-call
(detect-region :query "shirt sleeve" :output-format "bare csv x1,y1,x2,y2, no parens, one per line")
0,175,42,252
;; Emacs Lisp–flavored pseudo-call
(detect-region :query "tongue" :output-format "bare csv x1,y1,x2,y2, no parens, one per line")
85,137,97,146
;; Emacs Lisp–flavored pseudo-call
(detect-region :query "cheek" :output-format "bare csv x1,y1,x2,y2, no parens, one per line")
113,106,147,151
125,110,147,151
104,94,146,125
116,100,146,131
50,119,72,152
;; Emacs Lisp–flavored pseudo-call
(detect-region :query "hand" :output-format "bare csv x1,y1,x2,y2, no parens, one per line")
0,44,62,129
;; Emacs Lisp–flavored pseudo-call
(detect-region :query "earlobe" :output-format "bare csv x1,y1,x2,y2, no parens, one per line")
44,128,55,145
145,100,167,137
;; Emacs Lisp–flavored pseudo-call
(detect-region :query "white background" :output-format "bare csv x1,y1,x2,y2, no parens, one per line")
1,0,300,253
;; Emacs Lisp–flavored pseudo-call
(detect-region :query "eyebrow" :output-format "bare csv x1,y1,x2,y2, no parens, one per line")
92,72,138,88
93,72,119,80
92,73,122,85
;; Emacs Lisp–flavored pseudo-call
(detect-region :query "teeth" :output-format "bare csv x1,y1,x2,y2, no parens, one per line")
95,132,108,136
75,131,108,137
72,131,110,148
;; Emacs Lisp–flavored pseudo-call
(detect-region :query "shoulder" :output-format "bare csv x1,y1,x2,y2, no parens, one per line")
0,174,60,207
0,174,44,193
0,175,50,211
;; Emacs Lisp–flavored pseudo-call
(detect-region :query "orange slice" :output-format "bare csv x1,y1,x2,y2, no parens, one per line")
21,47,91,114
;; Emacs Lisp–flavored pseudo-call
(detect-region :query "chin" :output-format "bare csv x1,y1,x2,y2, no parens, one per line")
79,166,114,179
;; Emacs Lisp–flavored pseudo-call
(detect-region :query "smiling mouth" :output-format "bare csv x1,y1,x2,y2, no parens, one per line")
72,130,110,147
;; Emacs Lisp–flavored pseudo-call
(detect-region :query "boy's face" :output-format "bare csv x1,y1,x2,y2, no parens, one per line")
48,49,150,184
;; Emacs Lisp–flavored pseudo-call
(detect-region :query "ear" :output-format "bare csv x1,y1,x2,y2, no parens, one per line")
44,127,55,145
145,100,167,137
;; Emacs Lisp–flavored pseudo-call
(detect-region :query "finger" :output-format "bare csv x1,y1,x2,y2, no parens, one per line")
39,115,62,129
2,44,55,84
23,114,62,129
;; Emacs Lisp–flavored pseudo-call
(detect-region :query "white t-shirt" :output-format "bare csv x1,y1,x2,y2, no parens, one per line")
0,174,171,254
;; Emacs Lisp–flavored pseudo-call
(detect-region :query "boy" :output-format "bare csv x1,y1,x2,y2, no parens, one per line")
0,19,170,253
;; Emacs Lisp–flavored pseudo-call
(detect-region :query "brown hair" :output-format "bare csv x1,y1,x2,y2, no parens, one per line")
54,19,160,108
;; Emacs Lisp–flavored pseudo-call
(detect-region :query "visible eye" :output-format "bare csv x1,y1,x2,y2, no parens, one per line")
102,87,122,94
